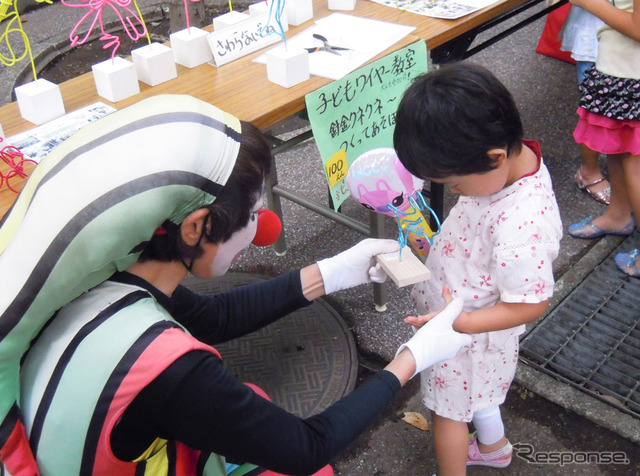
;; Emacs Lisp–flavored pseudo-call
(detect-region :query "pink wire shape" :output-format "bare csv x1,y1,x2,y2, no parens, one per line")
183,0,201,32
0,139,37,194
61,0,147,60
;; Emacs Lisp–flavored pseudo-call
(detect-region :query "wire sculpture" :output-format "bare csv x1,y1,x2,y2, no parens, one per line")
61,0,147,60
0,138,37,193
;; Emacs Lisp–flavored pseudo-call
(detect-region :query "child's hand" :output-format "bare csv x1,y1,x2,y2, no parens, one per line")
405,286,458,329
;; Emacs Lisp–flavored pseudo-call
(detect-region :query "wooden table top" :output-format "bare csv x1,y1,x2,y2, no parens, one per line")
0,0,535,215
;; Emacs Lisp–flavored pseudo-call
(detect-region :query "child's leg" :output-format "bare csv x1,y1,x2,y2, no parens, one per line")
616,153,640,273
621,153,640,221
472,405,509,452
431,411,469,476
590,154,633,230
576,144,609,204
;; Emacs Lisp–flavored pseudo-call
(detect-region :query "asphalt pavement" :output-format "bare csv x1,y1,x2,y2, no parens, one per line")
2,1,639,474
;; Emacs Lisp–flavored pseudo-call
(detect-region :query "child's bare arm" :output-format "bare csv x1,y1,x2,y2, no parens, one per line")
404,286,549,334
451,300,549,334
570,0,640,41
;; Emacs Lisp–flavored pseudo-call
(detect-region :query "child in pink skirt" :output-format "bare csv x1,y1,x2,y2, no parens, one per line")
393,63,563,475
566,0,640,278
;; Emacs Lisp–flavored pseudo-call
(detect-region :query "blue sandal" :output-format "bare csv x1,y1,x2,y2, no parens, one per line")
614,249,640,278
568,216,636,239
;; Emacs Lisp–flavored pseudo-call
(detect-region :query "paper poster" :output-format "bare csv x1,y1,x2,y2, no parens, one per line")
255,13,416,80
370,0,500,20
305,40,428,210
7,102,115,163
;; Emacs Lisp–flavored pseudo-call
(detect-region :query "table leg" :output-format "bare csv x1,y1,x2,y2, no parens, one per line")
370,210,388,312
265,152,288,256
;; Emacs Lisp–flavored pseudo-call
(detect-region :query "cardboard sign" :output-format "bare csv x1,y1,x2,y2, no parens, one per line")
305,40,428,210
208,12,282,66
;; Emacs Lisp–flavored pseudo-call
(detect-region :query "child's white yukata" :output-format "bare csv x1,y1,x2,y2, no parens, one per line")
411,140,562,423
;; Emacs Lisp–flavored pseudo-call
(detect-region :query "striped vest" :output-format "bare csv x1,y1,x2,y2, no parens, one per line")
18,279,231,476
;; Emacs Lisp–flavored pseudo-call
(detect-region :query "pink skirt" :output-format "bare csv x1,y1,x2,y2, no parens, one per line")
574,107,640,156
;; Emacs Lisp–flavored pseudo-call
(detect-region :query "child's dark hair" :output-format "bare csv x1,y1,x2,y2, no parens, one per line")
393,62,523,179
139,121,272,263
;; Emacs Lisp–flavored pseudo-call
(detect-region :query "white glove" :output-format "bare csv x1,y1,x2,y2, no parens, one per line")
317,239,400,294
396,297,472,378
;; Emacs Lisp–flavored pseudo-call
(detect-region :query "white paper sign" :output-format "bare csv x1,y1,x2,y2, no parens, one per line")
255,13,415,80
207,12,284,66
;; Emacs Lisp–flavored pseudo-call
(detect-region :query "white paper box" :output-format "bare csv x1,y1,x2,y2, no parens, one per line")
286,0,313,26
249,1,289,33
328,0,357,10
0,124,4,140
213,11,250,30
14,79,65,125
132,43,177,86
266,46,309,88
92,57,140,103
170,27,213,68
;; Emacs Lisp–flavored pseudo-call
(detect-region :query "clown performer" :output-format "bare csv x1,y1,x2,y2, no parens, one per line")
0,96,471,475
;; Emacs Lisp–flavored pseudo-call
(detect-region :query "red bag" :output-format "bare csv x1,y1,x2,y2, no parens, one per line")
535,3,576,64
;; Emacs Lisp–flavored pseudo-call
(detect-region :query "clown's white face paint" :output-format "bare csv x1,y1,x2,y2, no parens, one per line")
205,197,263,277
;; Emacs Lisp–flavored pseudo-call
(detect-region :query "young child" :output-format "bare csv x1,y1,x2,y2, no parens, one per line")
566,0,640,277
560,5,610,205
393,63,563,475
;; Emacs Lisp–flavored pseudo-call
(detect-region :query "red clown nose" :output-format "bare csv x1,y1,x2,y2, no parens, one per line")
252,208,282,246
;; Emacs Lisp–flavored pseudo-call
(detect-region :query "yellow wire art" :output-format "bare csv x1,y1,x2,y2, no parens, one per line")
0,0,53,82
133,0,151,45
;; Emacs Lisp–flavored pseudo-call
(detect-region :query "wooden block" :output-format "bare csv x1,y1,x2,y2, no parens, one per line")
286,0,313,26
132,43,178,86
266,45,309,88
376,247,431,287
92,57,140,103
170,27,213,68
212,11,250,31
15,79,65,125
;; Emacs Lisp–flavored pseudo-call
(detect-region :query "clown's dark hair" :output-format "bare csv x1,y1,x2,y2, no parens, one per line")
139,121,272,263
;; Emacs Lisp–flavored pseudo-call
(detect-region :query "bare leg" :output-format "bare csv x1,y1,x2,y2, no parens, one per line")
432,412,469,476
621,153,640,221
622,153,640,270
589,154,632,230
577,144,609,199
580,144,609,192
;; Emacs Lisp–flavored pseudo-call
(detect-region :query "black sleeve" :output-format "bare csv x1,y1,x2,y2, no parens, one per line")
171,271,312,344
113,351,401,475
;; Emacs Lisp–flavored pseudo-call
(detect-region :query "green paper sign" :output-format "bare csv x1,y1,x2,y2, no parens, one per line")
305,40,428,210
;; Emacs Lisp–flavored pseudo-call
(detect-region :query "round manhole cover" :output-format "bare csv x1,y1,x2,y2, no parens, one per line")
182,273,358,418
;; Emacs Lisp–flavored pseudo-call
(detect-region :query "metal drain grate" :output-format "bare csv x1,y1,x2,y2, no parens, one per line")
520,234,640,419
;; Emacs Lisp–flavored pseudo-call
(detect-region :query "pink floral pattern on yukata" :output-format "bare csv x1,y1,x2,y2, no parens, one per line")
420,330,520,422
411,153,563,422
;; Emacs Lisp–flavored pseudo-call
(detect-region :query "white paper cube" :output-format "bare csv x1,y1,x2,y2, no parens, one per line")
249,1,289,33
266,46,309,88
0,124,4,140
213,11,250,31
14,79,65,125
132,43,177,86
328,0,357,10
170,27,213,68
286,0,313,26
92,57,140,102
